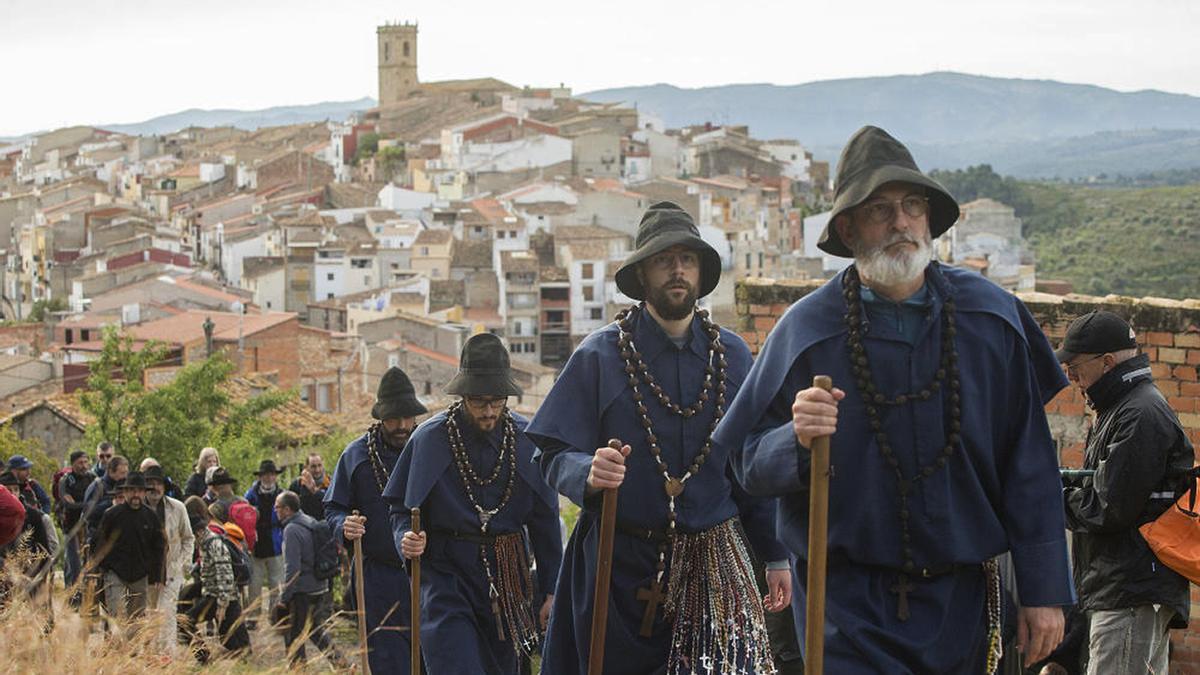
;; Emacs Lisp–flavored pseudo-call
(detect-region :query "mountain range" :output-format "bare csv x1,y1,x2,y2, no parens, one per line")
581,72,1200,178
9,73,1200,179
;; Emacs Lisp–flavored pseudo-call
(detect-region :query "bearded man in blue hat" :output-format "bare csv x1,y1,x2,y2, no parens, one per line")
713,125,1074,673
527,201,792,674
385,334,562,675
324,366,428,673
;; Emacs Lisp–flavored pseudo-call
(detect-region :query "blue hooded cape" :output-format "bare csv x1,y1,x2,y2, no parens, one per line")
712,263,1074,673
526,308,786,675
384,409,561,675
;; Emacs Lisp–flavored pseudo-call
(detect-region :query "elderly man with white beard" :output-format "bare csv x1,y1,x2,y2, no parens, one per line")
714,126,1076,674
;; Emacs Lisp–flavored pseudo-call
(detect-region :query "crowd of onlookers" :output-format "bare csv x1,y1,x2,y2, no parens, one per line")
0,443,345,666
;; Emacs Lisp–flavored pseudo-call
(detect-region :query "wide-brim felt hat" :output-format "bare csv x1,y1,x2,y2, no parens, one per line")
371,366,429,420
615,201,721,301
118,471,148,490
443,333,523,397
207,467,237,486
7,455,33,470
819,126,960,258
254,460,280,476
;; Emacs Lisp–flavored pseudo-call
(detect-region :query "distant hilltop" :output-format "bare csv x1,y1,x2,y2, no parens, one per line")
96,97,378,138
582,71,1200,178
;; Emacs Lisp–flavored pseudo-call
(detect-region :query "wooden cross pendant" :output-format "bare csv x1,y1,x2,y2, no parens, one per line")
890,574,913,621
636,579,667,637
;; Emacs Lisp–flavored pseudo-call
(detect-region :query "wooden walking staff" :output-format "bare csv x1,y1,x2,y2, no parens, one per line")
805,375,834,674
410,507,422,675
587,438,623,675
351,510,371,675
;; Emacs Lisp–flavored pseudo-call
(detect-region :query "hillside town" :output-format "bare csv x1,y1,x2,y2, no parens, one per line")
0,22,1044,438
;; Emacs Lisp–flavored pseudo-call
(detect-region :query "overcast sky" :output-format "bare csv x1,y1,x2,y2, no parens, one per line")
2,0,1197,137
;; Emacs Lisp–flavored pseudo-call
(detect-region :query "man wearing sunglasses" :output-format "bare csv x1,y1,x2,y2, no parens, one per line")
385,333,562,675
1058,310,1192,674
716,126,1075,673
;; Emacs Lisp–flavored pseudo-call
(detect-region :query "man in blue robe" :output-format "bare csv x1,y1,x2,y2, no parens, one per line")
325,366,427,674
527,201,792,675
386,333,562,675
713,126,1075,674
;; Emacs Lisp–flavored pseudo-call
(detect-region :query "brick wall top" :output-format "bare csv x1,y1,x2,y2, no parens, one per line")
735,276,1200,355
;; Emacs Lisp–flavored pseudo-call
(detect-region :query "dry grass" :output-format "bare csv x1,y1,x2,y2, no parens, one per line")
0,556,363,674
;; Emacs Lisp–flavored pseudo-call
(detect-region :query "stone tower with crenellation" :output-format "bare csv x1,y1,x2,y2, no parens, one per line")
377,21,418,106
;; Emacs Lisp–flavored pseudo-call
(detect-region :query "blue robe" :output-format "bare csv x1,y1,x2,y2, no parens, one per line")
713,264,1074,674
385,409,562,675
526,308,786,675
324,433,413,674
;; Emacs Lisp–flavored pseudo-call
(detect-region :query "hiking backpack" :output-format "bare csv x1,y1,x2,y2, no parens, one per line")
226,499,259,552
297,518,340,581
218,533,252,587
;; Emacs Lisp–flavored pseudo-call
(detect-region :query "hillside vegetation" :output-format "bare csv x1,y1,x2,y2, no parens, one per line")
932,166,1200,299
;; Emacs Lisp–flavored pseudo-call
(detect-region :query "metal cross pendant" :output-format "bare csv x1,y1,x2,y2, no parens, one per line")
636,579,667,637
891,574,913,621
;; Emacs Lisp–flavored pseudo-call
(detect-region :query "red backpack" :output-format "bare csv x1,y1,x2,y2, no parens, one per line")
51,467,71,503
227,499,259,552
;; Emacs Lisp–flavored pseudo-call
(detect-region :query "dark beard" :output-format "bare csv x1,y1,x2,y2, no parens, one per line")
645,280,697,321
383,428,410,448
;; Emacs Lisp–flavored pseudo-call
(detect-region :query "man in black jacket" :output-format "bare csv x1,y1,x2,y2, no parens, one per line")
58,450,93,591
1058,310,1193,675
288,452,329,520
96,471,166,622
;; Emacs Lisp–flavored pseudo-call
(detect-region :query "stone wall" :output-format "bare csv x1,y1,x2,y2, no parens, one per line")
735,276,1200,669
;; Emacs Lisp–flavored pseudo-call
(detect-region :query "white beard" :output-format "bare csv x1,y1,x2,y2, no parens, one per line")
853,232,933,288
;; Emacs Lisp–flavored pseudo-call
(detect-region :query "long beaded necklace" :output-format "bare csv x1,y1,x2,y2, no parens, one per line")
614,302,728,635
842,265,962,621
364,423,393,494
444,400,518,533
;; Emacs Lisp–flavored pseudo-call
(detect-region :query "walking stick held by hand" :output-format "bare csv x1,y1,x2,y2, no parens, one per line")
806,375,834,674
587,438,623,675
410,507,422,675
351,510,371,675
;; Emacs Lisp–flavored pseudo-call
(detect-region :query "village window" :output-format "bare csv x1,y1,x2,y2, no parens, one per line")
385,42,390,62
581,263,594,279
327,293,335,300
327,273,335,281
81,329,90,341
497,231,506,239
474,226,483,234
583,286,595,302
266,301,272,309
758,252,764,268
590,308,603,320
64,329,73,344
403,41,410,57
420,246,429,256
745,253,752,269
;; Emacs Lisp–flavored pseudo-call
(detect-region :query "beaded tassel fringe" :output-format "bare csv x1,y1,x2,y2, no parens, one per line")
664,518,776,675
492,532,542,658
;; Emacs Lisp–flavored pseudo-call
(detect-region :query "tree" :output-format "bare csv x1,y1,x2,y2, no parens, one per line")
78,326,294,481
27,298,67,322
376,146,407,181
352,132,380,166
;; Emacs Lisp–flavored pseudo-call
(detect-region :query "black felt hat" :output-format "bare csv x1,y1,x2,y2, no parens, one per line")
371,366,429,420
443,333,522,397
118,472,148,490
614,201,721,301
1054,310,1138,363
819,126,960,258
254,460,280,476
